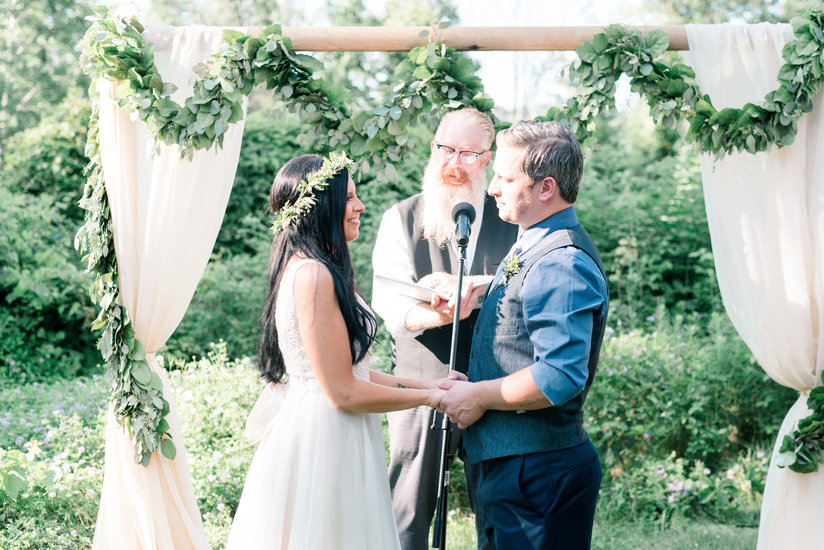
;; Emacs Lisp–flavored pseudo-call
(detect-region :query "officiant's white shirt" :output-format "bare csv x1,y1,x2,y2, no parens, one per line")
371,201,484,339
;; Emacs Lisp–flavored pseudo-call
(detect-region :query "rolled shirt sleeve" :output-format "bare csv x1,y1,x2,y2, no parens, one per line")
523,246,608,407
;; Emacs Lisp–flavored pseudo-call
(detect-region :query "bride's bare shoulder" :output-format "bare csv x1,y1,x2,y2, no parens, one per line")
291,260,335,302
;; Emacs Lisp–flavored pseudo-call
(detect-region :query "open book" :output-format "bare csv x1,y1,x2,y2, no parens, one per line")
375,274,489,308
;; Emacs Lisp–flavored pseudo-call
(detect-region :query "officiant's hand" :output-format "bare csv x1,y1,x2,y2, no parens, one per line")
431,281,482,320
418,272,454,296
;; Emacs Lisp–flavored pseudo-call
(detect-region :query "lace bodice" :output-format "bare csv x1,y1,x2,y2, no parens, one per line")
276,260,370,392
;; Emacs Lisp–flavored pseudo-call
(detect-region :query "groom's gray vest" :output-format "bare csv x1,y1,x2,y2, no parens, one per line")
463,224,608,464
391,194,518,379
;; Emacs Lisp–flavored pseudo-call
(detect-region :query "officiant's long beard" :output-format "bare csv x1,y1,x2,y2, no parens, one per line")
421,159,487,248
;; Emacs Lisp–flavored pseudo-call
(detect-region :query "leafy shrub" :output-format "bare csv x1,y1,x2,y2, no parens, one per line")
577,112,720,322
587,309,796,472
1,98,90,224
164,252,268,360
598,449,768,526
0,417,104,549
164,343,268,546
215,109,303,255
0,187,97,380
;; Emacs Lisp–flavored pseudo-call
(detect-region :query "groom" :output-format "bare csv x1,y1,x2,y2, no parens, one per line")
439,120,609,550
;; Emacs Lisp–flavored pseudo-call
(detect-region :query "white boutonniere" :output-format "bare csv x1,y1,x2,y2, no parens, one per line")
497,253,523,287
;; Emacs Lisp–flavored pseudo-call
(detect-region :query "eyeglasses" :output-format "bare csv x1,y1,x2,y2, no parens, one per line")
435,143,487,165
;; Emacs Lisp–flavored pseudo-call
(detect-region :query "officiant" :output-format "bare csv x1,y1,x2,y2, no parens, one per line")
371,108,518,550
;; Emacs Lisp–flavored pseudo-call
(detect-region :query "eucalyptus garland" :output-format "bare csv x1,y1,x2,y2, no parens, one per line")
544,9,824,157
775,374,824,473
78,8,491,465
74,96,175,466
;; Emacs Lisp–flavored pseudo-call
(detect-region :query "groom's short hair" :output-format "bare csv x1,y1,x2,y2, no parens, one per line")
497,121,583,203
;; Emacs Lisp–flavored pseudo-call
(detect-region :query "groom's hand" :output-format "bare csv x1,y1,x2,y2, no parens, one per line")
437,379,486,429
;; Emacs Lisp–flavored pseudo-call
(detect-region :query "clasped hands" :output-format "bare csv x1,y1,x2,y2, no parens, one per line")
433,370,486,429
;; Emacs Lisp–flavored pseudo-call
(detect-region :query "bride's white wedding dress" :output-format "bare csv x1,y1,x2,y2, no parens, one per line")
226,259,401,549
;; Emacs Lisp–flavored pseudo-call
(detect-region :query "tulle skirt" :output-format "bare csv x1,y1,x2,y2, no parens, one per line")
226,382,401,549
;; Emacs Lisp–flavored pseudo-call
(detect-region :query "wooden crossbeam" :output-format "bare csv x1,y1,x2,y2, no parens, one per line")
145,25,688,52
235,25,689,51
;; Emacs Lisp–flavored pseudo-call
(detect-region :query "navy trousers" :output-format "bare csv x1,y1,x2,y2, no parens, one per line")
477,440,601,550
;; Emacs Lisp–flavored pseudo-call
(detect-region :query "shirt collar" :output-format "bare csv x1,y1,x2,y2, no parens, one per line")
516,206,579,254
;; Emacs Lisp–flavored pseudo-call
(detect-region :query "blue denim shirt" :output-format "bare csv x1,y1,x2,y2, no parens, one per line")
501,206,609,407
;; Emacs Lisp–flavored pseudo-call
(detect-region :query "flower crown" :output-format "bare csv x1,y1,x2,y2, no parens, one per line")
270,152,356,234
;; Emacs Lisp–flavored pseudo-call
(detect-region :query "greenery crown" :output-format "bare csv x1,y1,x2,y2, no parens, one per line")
270,152,355,234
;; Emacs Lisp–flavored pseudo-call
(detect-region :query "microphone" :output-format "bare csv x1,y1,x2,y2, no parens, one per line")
451,202,476,248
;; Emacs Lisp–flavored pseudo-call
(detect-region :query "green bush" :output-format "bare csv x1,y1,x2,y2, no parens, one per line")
0,187,97,380
215,109,303,255
0,414,104,549
577,111,720,322
1,98,90,224
164,343,261,544
164,252,268,360
587,309,796,472
597,449,768,526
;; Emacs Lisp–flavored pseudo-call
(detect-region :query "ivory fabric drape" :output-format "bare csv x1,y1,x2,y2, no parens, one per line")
93,27,247,549
685,24,824,549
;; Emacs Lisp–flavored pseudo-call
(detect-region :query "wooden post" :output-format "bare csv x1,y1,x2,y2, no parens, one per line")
147,26,689,52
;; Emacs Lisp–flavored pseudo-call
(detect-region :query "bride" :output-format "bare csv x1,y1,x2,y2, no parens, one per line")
226,153,454,549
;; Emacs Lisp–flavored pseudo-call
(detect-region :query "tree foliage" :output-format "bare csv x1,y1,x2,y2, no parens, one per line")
0,186,97,380
0,0,92,148
644,0,820,23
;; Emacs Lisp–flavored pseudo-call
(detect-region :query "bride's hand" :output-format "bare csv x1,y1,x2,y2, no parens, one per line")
430,388,447,411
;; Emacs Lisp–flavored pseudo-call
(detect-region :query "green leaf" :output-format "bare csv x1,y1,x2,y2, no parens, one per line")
597,55,613,72
453,56,476,79
695,98,715,117
592,33,609,54
576,42,598,64
223,29,245,43
131,361,152,386
157,418,170,434
294,54,324,72
646,30,670,58
2,468,27,499
412,65,432,80
129,338,146,360
261,24,282,38
160,438,177,460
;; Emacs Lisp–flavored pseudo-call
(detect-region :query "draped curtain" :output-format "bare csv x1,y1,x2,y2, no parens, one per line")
93,27,247,549
685,24,824,549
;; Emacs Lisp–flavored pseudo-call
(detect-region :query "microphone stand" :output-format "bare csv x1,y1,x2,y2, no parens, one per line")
431,239,468,549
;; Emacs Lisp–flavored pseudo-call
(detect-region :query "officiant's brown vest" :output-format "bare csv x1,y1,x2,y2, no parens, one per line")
391,194,518,379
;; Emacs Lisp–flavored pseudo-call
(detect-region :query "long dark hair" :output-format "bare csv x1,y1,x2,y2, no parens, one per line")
259,154,376,384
